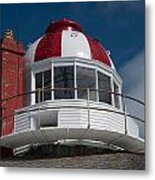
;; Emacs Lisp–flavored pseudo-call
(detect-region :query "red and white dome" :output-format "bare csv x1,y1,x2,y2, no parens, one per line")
25,18,114,68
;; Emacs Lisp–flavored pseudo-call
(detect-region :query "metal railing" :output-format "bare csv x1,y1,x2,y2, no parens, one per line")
0,87,145,137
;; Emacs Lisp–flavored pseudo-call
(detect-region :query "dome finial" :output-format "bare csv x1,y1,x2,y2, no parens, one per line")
45,18,83,34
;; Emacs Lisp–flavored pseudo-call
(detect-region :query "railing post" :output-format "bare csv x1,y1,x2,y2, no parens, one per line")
37,88,41,129
122,95,128,135
28,106,31,129
74,61,78,99
87,88,90,129
51,62,54,101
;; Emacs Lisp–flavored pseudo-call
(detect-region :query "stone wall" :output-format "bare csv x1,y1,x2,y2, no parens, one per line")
0,152,145,170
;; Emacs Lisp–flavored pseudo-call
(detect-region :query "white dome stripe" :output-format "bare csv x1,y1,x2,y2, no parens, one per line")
25,36,43,62
61,30,91,59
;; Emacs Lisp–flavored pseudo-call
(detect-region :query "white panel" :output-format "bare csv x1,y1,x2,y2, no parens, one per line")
90,110,124,133
14,113,31,133
127,117,139,137
62,30,91,59
25,36,43,62
10,100,140,150
58,108,87,128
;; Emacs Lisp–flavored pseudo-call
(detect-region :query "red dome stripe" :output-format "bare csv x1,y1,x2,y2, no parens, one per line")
35,32,61,61
86,36,111,67
29,19,113,68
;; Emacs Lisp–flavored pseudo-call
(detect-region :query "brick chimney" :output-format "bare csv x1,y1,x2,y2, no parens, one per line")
0,30,25,158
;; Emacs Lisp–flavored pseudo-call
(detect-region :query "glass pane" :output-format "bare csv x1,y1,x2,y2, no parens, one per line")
114,82,120,109
44,70,51,101
77,66,96,100
90,89,97,101
36,72,42,88
44,70,51,87
35,72,43,103
54,66,74,99
98,72,111,104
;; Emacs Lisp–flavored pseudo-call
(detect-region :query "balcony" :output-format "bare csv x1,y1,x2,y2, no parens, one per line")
0,88,144,153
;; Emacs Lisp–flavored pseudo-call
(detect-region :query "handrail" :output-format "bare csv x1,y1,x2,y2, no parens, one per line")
0,87,145,136
0,104,144,123
0,87,145,105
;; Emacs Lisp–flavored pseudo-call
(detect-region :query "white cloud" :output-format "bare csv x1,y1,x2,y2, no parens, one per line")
119,51,144,100
119,50,145,138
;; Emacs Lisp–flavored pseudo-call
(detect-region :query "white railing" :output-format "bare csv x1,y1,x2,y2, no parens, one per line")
0,87,145,138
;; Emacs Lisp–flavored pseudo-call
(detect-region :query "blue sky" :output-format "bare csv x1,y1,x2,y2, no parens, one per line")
0,0,145,95
0,1,144,68
0,1,145,126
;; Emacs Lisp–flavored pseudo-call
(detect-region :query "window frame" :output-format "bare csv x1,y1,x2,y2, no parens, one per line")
113,78,122,110
97,70,112,105
32,58,122,109
35,69,51,103
76,65,97,100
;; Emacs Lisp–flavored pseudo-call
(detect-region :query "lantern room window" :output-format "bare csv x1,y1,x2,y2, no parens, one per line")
35,70,51,103
54,66,74,99
98,71,112,104
34,61,121,109
76,66,96,100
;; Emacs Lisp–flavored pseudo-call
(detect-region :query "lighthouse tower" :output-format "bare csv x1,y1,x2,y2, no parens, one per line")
0,19,144,157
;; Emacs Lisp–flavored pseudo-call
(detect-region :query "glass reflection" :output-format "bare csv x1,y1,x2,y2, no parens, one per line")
77,66,96,100
98,72,111,104
34,65,115,106
35,70,51,103
54,66,74,99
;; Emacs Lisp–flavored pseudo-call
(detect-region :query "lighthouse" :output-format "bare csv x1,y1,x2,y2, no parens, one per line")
0,19,144,157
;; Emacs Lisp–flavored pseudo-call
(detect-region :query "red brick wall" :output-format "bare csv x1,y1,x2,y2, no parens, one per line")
0,37,25,136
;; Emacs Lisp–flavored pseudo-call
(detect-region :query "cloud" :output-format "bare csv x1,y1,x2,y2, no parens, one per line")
119,50,144,99
119,50,145,138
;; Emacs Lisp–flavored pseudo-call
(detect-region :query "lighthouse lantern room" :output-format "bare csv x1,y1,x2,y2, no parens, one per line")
0,19,144,157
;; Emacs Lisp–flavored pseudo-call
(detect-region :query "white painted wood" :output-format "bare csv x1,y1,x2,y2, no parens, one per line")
14,113,31,133
127,117,139,137
13,100,139,138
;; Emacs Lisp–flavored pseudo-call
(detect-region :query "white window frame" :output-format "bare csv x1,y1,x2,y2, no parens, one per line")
30,57,122,109
113,78,122,110
97,69,113,106
35,69,52,103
